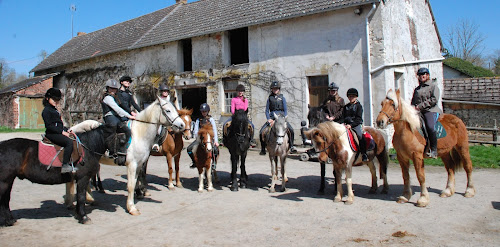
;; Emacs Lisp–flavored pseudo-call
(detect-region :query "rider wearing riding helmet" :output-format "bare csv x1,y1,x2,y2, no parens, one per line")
342,88,368,162
322,82,344,123
187,103,219,168
42,88,77,173
101,79,136,154
411,67,442,158
117,75,141,121
152,83,171,152
222,84,256,146
259,81,297,155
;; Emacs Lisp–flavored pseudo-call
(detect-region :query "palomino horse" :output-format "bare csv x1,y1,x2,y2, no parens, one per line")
0,122,127,226
304,124,389,196
137,108,193,194
126,96,185,215
224,110,252,191
194,122,215,192
263,113,289,193
376,89,475,207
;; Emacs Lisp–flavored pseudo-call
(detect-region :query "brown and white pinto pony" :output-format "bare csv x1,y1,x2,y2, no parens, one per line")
376,89,475,207
194,122,215,192
149,108,193,190
303,121,356,204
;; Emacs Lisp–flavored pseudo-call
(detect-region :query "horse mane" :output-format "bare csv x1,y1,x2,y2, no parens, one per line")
386,89,420,132
316,121,345,142
198,122,214,137
178,108,192,116
136,99,159,123
76,125,106,155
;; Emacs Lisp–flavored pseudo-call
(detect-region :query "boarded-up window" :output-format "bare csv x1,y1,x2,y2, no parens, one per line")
308,75,329,106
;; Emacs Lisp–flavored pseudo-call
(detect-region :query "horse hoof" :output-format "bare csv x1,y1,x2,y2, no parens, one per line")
368,189,377,194
397,196,409,204
79,216,92,224
240,183,247,189
345,200,353,205
440,191,452,198
269,188,276,193
230,186,239,192
416,198,429,207
98,190,106,194
176,183,184,188
129,208,141,216
207,187,214,192
168,185,176,191
280,187,287,192
198,189,204,193
333,197,342,203
464,188,475,198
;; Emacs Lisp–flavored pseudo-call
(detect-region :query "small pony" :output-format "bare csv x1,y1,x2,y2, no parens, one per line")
376,89,475,207
263,113,289,193
194,121,216,192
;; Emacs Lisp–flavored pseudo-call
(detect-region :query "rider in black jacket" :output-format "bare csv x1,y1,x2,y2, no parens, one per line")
117,76,141,121
41,88,77,173
342,88,368,162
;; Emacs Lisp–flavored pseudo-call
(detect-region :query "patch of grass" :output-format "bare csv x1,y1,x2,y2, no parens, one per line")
389,145,499,169
0,126,45,133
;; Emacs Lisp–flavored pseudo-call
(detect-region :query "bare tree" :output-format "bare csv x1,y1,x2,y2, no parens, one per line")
445,18,486,66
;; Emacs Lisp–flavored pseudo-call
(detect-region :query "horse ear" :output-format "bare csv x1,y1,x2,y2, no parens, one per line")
395,89,401,97
187,108,193,115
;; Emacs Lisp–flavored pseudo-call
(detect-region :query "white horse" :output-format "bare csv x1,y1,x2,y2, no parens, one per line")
125,95,185,215
264,113,289,193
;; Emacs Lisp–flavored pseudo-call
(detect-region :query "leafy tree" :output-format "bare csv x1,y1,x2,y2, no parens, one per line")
445,18,486,66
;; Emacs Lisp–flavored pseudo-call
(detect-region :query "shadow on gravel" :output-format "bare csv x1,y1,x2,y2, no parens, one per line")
12,200,73,220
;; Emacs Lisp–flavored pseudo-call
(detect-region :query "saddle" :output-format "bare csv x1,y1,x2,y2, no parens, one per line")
38,135,84,169
418,115,447,153
346,128,375,153
223,121,254,138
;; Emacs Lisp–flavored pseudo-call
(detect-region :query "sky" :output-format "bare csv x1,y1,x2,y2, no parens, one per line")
1,0,499,77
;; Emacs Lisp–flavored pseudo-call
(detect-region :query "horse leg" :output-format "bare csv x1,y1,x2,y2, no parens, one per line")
345,164,354,205
230,154,239,191
76,177,91,224
127,162,141,215
64,181,76,208
317,162,326,195
269,156,278,193
413,156,429,207
397,155,413,204
96,171,105,193
174,154,183,188
206,166,214,192
333,166,343,203
456,146,475,197
439,153,456,198
198,167,205,193
366,160,378,194
135,161,148,199
0,178,16,226
240,153,248,188
280,156,287,192
376,152,389,194
166,153,175,190
86,185,95,205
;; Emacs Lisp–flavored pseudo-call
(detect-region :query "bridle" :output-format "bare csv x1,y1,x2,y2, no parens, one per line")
133,101,181,127
379,97,401,124
314,129,346,154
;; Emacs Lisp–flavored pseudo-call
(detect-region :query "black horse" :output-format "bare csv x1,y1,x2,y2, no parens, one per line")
307,105,326,128
224,110,252,191
0,125,127,226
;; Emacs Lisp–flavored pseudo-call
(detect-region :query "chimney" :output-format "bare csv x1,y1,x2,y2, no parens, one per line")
77,32,87,36
176,0,187,4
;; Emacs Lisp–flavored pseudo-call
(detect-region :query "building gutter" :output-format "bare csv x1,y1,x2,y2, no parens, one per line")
370,57,445,75
365,2,377,127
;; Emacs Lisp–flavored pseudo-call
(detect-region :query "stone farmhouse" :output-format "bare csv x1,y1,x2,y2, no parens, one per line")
31,0,444,141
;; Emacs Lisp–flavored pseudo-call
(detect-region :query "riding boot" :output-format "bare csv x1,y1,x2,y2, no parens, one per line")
61,163,78,174
259,134,266,155
360,137,368,162
288,128,297,154
187,151,196,168
427,130,438,159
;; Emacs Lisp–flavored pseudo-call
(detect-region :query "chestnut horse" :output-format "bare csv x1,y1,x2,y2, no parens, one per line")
194,122,215,192
376,89,475,207
143,108,193,191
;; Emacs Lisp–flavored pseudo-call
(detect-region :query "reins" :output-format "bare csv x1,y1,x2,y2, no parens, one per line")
315,129,347,154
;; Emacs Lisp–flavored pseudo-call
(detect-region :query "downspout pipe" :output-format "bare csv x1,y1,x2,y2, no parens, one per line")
365,3,377,127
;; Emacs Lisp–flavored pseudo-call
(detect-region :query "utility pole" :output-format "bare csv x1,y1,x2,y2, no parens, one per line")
70,4,76,38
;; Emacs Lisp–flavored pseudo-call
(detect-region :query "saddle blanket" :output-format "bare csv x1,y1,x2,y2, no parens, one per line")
38,142,63,167
346,129,375,152
418,121,447,139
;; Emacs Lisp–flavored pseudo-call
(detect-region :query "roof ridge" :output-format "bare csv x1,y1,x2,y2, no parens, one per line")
130,4,183,49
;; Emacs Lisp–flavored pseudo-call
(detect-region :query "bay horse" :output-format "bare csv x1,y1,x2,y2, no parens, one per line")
304,123,389,197
0,122,127,226
263,113,289,193
137,108,193,195
194,121,215,192
125,95,185,215
224,109,252,191
376,89,475,207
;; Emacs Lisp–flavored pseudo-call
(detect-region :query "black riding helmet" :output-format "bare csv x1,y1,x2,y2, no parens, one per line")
200,103,210,112
347,88,358,97
417,68,430,75
328,82,339,91
158,83,170,91
45,88,62,101
236,84,245,92
270,81,281,89
119,76,132,83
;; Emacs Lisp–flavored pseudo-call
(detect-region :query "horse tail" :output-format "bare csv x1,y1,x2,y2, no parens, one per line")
450,147,463,172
